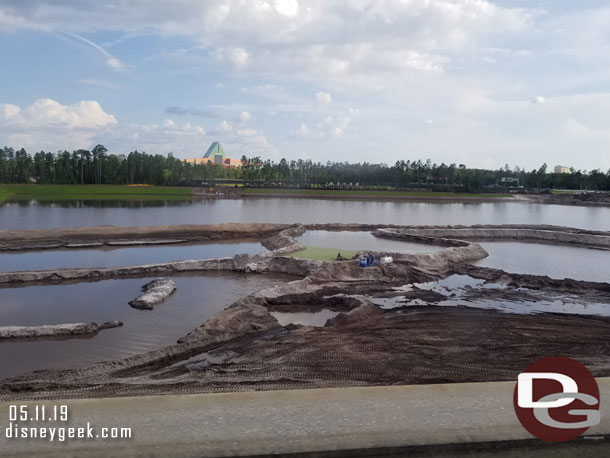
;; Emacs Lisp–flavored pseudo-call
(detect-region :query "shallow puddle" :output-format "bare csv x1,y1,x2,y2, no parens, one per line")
271,309,340,327
0,241,264,272
369,274,610,317
0,272,293,379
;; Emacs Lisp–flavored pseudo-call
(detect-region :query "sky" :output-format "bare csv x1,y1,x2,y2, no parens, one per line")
0,0,609,171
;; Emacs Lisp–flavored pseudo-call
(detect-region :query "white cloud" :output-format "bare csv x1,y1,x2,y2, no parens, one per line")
239,110,253,122
6,2,610,168
98,119,208,155
216,46,249,70
292,107,357,139
0,99,116,129
77,78,123,89
0,97,280,159
320,108,357,138
106,58,123,70
293,122,311,138
0,99,211,156
275,0,299,17
237,128,258,137
218,120,233,132
315,91,332,109
1,104,21,120
209,127,279,159
230,129,278,158
0,98,116,150
387,91,610,171
1,1,531,86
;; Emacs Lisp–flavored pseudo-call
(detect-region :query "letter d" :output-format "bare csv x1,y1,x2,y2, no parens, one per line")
518,372,578,408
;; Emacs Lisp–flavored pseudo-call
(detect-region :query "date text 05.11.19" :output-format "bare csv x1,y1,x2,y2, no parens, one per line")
9,405,68,422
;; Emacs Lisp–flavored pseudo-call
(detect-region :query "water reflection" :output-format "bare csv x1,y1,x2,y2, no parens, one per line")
3,198,610,231
0,241,264,272
0,272,293,379
297,230,443,253
475,242,610,283
6,199,194,209
369,274,610,317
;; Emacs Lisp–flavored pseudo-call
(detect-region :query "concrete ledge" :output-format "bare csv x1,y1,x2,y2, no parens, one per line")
1,379,609,457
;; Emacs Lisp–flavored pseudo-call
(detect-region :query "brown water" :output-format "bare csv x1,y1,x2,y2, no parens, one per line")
3,198,610,231
297,230,444,253
0,241,264,272
0,272,294,379
475,242,610,283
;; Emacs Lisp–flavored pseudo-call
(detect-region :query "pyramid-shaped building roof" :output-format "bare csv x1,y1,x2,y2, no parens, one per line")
203,142,226,158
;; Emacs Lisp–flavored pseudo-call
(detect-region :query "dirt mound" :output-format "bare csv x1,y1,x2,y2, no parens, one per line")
129,278,176,309
0,321,122,339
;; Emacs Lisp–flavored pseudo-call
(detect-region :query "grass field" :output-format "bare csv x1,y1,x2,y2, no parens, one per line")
0,184,193,203
288,246,358,261
0,190,11,204
239,188,512,198
550,189,578,194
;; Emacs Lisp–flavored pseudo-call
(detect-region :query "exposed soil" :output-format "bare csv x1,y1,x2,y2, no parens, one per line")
0,222,293,251
0,321,122,340
2,302,610,400
522,193,610,207
2,223,610,400
128,278,176,309
237,190,515,203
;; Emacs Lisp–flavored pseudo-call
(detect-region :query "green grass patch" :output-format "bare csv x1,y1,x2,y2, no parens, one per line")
550,189,578,195
288,246,358,261
240,188,512,198
0,184,193,201
0,190,12,204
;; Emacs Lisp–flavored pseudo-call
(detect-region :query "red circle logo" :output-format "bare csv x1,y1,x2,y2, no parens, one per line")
513,356,600,442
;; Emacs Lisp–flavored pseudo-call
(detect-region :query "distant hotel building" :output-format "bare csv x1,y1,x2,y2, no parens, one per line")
553,165,570,174
183,142,242,168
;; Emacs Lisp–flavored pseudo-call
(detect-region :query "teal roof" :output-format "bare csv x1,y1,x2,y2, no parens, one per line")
203,142,226,158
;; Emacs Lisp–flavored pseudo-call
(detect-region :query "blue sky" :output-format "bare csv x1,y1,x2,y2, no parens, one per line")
1,1,610,171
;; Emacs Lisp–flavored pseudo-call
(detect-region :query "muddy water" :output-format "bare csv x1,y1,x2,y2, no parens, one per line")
297,230,443,253
474,242,610,283
3,198,610,231
0,241,264,272
0,273,293,379
369,274,610,317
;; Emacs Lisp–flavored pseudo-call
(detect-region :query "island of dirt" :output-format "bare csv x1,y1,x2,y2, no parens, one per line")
129,278,176,309
0,222,292,251
1,223,610,400
0,321,122,340
520,192,610,207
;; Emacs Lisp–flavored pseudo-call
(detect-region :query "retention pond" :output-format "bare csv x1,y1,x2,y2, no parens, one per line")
0,272,292,379
4,198,610,231
0,241,264,272
297,230,444,253
473,242,610,283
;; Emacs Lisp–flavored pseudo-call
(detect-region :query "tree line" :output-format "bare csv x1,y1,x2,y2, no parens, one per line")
0,146,240,186
1,145,608,191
